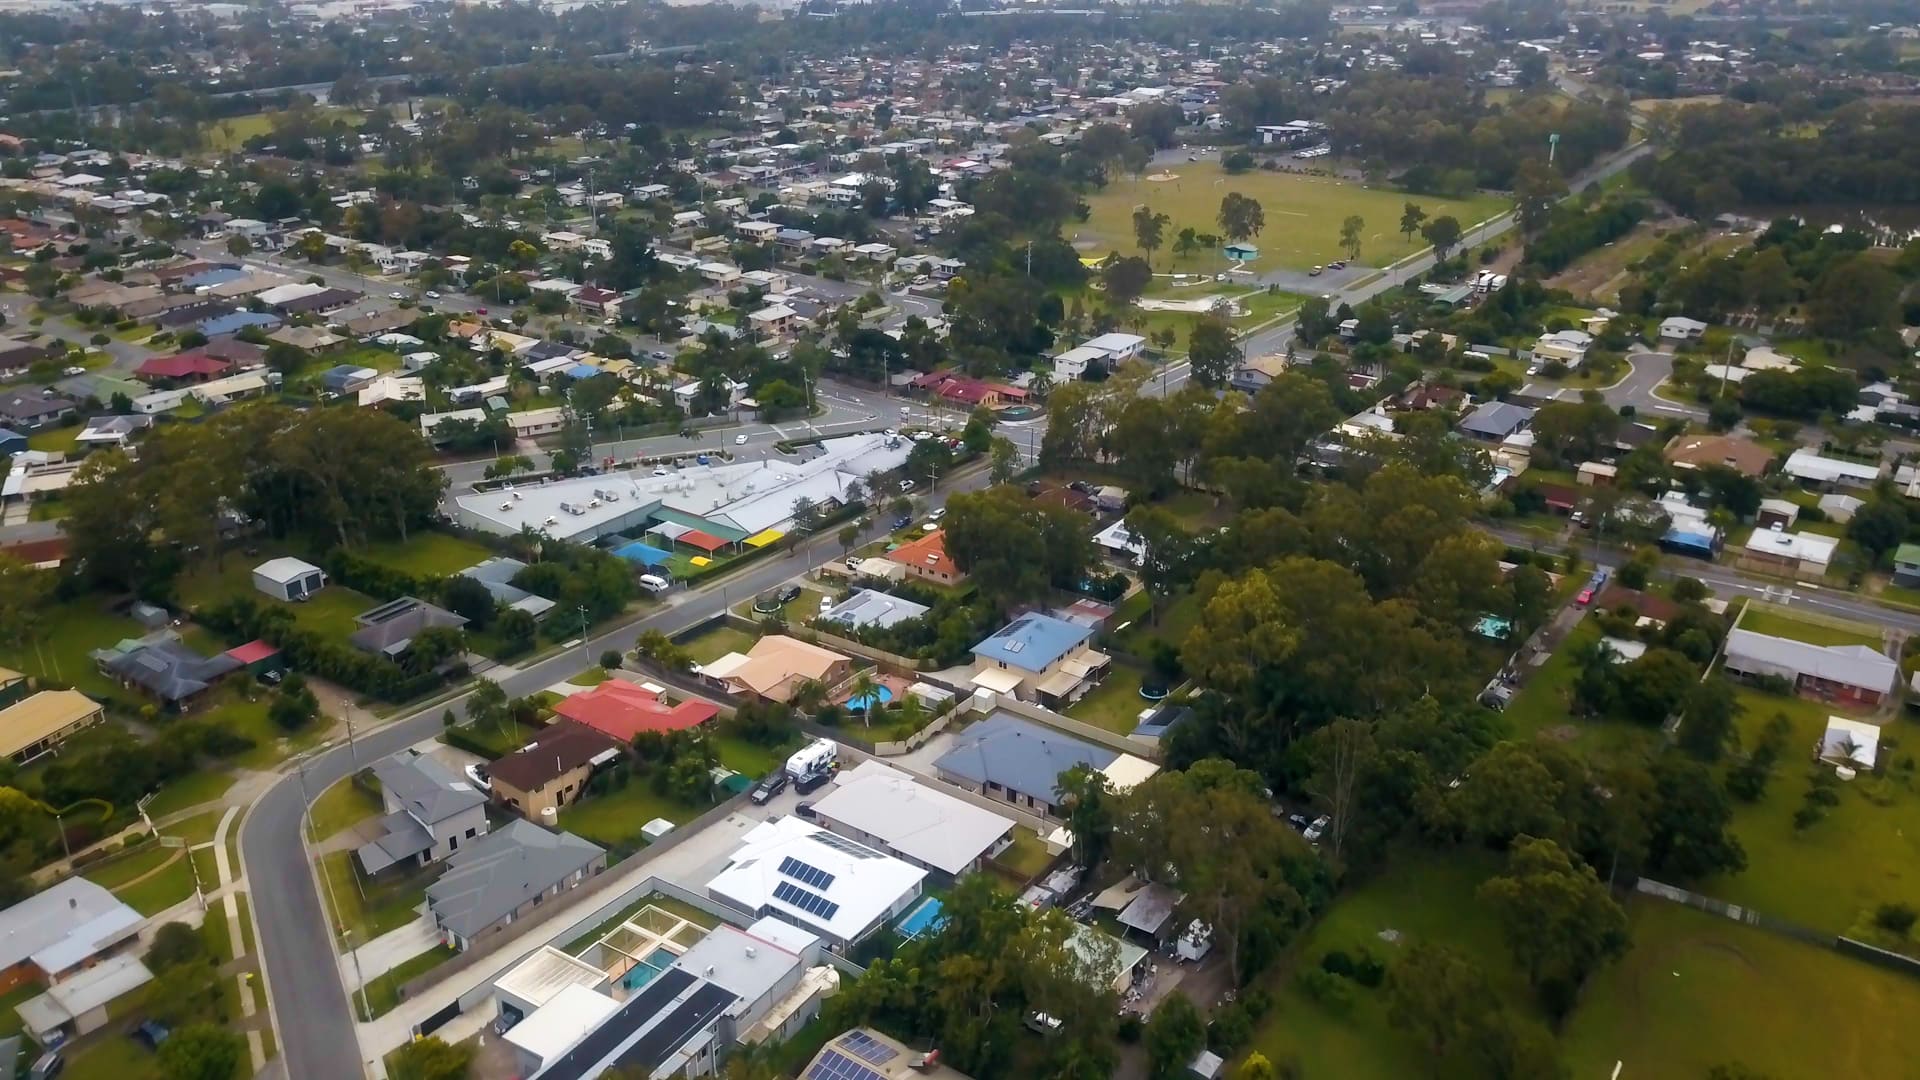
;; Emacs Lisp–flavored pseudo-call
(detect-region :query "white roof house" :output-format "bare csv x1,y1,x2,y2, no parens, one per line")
810,760,1015,877
1784,448,1883,487
0,878,143,979
705,815,926,946
1821,716,1881,770
1743,528,1839,572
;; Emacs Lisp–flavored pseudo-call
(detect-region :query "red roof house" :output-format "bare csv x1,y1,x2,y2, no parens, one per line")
136,352,233,383
552,680,719,741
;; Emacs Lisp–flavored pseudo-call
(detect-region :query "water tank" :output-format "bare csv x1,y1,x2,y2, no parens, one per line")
540,806,558,825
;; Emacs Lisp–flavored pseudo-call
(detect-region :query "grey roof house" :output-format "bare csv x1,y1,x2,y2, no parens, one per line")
356,749,490,874
933,711,1119,817
348,597,468,659
426,820,605,950
1457,401,1535,441
459,558,556,620
821,589,930,632
0,391,76,432
90,630,241,706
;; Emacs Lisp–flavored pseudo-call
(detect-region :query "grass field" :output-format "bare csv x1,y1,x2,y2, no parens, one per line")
0,601,146,699
308,777,383,842
1066,666,1148,735
319,851,431,941
1071,163,1509,274
683,625,756,665
175,550,377,640
117,852,197,915
1496,619,1660,762
358,533,493,579
1736,606,1884,649
84,844,175,890
557,780,702,854
993,826,1056,879
143,770,238,818
27,425,83,454
1695,687,1914,936
205,106,364,153
1561,899,1920,1079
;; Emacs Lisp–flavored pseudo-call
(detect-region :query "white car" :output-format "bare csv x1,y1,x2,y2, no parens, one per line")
734,434,748,445
652,467,669,476
929,507,947,521
424,290,442,300
388,291,406,300
900,479,916,492
464,763,491,792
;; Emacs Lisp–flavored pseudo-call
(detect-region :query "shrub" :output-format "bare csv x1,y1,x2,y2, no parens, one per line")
1874,902,1917,936
600,650,623,670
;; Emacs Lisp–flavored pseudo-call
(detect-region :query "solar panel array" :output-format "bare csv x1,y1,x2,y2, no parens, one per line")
773,880,841,921
806,1049,887,1080
838,1031,899,1065
810,831,883,860
779,855,837,890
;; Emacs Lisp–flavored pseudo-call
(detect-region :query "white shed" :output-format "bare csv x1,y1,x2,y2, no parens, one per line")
252,557,328,602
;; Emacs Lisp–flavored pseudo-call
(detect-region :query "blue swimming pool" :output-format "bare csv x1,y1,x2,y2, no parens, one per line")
846,685,896,712
622,946,679,991
896,896,946,939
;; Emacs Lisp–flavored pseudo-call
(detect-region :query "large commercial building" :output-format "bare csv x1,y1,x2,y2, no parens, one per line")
453,433,910,545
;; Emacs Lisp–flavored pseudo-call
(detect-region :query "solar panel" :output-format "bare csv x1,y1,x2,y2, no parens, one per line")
779,855,837,890
773,881,841,921
838,1031,899,1065
806,1049,888,1080
811,831,883,860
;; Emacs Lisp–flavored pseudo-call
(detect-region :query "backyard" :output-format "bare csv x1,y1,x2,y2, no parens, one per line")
358,533,496,579
175,551,378,641
1066,665,1150,735
0,600,146,699
557,779,703,855
1072,163,1509,274
1694,687,1914,937
682,624,757,666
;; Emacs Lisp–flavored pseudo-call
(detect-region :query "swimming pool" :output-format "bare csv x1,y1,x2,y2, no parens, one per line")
896,896,946,939
621,946,679,991
1473,615,1512,640
846,685,896,712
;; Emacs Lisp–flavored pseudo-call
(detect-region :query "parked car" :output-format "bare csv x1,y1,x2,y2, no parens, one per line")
1308,265,1323,276
29,1050,63,1080
464,763,490,792
776,584,802,604
476,307,489,315
845,556,863,571
1286,813,1311,831
749,772,788,804
929,507,947,522
133,1021,170,1051
900,479,916,492
794,799,817,818
891,515,912,530
1576,587,1596,606
1327,260,1346,270
1303,815,1331,843
424,290,442,300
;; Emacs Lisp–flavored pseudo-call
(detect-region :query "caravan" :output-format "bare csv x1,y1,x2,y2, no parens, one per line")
785,738,839,790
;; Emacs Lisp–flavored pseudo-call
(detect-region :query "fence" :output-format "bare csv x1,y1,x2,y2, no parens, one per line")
1633,876,1915,961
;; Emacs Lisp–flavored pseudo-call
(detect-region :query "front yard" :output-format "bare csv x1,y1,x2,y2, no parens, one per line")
319,851,433,941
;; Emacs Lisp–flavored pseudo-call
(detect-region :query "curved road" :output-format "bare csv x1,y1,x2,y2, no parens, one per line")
241,467,992,1080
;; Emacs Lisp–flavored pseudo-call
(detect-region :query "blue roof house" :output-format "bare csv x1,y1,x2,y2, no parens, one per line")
969,612,1108,707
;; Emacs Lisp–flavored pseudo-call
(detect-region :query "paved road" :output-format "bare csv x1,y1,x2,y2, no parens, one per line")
1605,350,1707,420
241,465,993,1080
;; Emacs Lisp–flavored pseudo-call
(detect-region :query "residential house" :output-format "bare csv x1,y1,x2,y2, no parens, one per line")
320,364,379,396
1664,433,1774,477
969,612,1109,706
134,352,233,384
0,392,75,432
1894,543,1920,588
426,820,606,952
552,679,720,741
251,556,327,602
459,558,556,620
0,690,104,765
1722,628,1898,708
348,597,467,660
74,415,152,449
810,760,1015,879
91,631,241,708
701,636,851,704
488,721,626,820
1659,316,1709,342
1531,329,1592,366
1740,527,1839,576
1229,354,1288,393
820,590,931,632
1783,448,1883,490
933,711,1159,818
706,816,926,948
572,287,621,319
355,748,490,873
1457,401,1535,442
3,881,150,1044
798,1031,973,1080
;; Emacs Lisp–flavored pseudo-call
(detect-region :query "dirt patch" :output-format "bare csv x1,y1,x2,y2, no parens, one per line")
1541,723,1581,743
1145,171,1180,182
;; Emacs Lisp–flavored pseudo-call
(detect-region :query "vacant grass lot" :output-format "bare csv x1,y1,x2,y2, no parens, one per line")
359,533,495,579
1695,687,1912,936
1072,164,1509,273
320,851,431,941
308,777,383,842
1561,900,1920,1079
0,601,146,699
1736,606,1884,649
557,780,701,855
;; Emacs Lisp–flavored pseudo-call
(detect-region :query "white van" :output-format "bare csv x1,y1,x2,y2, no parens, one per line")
638,574,672,594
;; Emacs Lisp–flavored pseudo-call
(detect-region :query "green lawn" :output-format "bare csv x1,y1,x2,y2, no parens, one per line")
557,780,701,854
683,625,757,665
1072,163,1509,273
167,810,224,848
143,770,237,819
26,425,82,454
319,851,431,941
358,533,494,579
1561,899,1920,1079
712,733,790,779
1156,489,1229,531
742,585,833,625
116,852,198,915
993,826,1056,879
361,944,458,1018
0,981,39,1037
201,690,323,770
1242,849,1522,1079
1066,666,1149,735
205,107,366,152
1499,619,1660,763
573,666,613,687
308,777,383,842
83,844,176,890
1736,606,1884,649
60,1033,163,1080
1692,687,1912,936
0,601,146,699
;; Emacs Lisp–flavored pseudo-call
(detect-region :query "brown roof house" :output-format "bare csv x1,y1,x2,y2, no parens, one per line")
1664,434,1775,478
487,721,625,821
